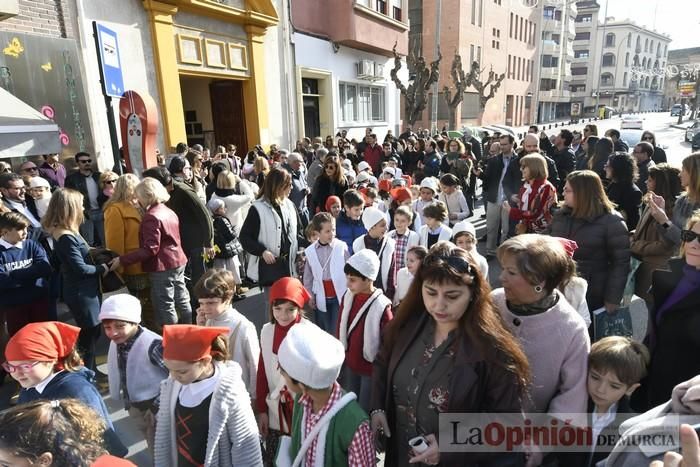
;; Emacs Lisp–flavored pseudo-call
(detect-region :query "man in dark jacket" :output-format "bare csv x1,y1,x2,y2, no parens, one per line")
142,166,213,318
285,152,310,228
361,133,383,175
605,128,630,153
540,129,575,194
477,134,521,257
64,152,103,246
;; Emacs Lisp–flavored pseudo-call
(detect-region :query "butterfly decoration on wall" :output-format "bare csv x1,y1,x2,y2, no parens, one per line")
3,38,24,58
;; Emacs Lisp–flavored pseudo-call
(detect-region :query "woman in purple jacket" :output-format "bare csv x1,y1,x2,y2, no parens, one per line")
109,178,191,327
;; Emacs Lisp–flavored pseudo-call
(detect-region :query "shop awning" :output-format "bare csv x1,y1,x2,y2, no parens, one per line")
0,87,61,158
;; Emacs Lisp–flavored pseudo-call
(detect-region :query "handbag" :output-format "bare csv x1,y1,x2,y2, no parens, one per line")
87,246,127,294
258,256,289,287
275,392,357,467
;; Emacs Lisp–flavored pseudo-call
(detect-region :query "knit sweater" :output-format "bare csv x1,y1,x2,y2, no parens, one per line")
491,288,591,419
154,361,262,467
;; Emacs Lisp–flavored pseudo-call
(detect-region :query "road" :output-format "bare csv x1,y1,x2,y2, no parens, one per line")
0,113,694,466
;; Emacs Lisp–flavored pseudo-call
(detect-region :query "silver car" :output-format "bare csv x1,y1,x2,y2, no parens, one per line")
686,121,700,143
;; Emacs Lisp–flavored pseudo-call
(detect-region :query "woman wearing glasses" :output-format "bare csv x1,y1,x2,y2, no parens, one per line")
640,130,667,164
97,171,118,210
638,212,700,410
370,242,529,466
310,153,349,214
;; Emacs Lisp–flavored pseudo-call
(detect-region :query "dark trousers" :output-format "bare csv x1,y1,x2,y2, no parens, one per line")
186,247,207,322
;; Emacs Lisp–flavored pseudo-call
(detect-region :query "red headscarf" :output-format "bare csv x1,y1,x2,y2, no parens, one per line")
269,276,311,309
325,195,341,212
5,322,80,363
553,237,579,257
162,325,229,361
390,187,412,204
378,179,392,193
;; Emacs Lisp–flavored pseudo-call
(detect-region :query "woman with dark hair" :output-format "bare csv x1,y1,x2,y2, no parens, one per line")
576,135,599,170
640,130,667,164
605,152,643,229
550,171,630,314
310,154,349,214
637,212,700,410
630,164,682,305
185,150,207,202
370,242,529,466
588,137,614,182
240,168,299,289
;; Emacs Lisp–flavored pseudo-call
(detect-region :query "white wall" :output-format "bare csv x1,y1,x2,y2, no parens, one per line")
292,32,406,143
73,0,162,170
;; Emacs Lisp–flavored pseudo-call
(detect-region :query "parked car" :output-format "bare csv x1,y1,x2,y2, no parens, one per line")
693,132,700,151
671,104,688,117
621,117,644,130
619,129,644,149
685,120,700,142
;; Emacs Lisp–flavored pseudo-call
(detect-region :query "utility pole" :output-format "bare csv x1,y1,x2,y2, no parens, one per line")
594,0,609,117
430,0,442,134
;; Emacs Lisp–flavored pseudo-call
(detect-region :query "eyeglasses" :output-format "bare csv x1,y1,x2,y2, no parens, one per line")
78,159,92,164
104,179,118,185
424,254,474,274
642,136,654,141
681,229,700,243
2,361,43,373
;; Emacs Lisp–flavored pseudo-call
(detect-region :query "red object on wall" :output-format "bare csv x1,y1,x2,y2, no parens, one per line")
119,91,158,176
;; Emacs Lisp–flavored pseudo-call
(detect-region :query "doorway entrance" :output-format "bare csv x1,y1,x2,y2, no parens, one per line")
302,78,321,138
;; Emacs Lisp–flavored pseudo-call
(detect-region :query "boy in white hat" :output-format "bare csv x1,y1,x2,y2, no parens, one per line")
356,161,378,187
452,219,488,278
352,206,397,300
336,249,393,411
278,324,374,466
99,294,169,452
413,176,438,227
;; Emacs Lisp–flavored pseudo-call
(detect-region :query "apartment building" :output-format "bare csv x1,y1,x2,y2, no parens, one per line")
410,0,539,129
537,0,577,123
289,0,408,142
571,2,670,114
663,47,700,110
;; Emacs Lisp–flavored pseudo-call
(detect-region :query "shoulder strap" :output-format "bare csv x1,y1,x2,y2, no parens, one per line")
291,392,357,467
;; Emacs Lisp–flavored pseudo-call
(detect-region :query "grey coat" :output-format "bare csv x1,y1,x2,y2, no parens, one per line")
550,207,630,311
154,361,262,467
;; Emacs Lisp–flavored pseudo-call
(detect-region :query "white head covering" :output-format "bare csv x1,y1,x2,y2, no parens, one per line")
346,249,380,281
98,294,142,324
362,206,386,231
278,324,345,389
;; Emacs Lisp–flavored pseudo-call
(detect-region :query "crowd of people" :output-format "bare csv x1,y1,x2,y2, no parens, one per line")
0,125,699,467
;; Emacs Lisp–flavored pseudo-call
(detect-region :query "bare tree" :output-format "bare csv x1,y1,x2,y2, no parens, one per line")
467,61,506,125
443,53,470,131
390,41,442,126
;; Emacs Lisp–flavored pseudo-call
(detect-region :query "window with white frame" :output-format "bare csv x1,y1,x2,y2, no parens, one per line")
339,82,385,123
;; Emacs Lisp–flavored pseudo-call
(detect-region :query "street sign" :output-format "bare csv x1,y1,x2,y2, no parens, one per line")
94,22,124,98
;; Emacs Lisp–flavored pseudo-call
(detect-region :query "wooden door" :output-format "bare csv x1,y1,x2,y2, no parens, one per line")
209,80,247,154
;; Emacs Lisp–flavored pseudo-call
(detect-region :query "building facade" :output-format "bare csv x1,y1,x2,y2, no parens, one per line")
571,2,671,115
288,0,409,143
410,0,540,130
663,47,700,111
537,0,576,123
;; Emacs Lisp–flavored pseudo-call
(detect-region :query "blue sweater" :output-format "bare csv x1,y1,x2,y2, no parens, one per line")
335,211,367,255
18,368,128,457
0,239,51,307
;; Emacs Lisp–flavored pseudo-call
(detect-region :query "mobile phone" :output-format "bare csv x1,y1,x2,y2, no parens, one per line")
408,435,429,454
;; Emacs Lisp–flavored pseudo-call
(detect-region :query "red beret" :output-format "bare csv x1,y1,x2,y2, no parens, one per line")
325,195,341,212
378,179,392,193
91,455,136,466
269,277,311,309
5,322,80,363
390,187,412,204
162,325,229,361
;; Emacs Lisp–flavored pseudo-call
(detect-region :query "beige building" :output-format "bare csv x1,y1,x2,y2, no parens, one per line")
663,47,700,111
409,0,539,129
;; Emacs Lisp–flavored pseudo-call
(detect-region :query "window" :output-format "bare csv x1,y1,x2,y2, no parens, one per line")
526,60,530,82
627,33,631,47
623,72,628,87
602,53,615,67
492,40,500,49
517,57,521,80
542,55,559,67
540,78,558,91
477,46,481,62
571,67,588,75
552,33,561,45
470,44,475,64
507,54,512,78
520,16,524,41
376,0,387,14
575,32,590,41
544,6,555,19
625,52,629,66
570,84,586,92
574,50,589,59
494,0,501,4
393,6,402,21
510,12,513,38
644,38,648,52
514,14,519,38
605,33,615,47
339,83,385,122
576,14,592,22
600,73,614,86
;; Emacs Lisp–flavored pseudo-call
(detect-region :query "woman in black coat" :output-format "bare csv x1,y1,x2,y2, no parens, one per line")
640,130,667,164
550,170,630,314
605,152,643,230
639,213,700,410
310,155,349,214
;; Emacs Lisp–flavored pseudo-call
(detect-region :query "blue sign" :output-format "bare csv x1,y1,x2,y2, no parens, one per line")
95,23,124,98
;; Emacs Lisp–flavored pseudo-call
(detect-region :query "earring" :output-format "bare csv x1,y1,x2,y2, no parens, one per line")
534,285,543,293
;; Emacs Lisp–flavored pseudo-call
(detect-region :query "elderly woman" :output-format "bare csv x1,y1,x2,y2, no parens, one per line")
103,173,156,329
371,242,529,467
310,154,349,214
240,168,299,289
605,152,643,230
493,234,591,465
647,152,700,250
550,170,631,314
640,212,700,410
109,178,191,327
510,153,558,234
630,164,682,305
